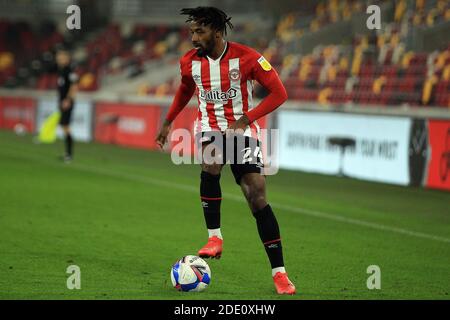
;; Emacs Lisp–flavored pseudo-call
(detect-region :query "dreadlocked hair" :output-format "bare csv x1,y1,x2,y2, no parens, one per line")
180,7,233,35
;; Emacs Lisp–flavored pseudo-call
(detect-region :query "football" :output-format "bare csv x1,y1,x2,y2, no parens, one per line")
170,255,211,292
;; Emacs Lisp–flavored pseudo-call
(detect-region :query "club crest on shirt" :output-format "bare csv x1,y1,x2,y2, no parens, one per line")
257,56,272,71
228,68,241,81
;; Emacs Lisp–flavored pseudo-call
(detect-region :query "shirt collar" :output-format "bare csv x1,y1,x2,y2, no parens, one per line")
207,41,228,62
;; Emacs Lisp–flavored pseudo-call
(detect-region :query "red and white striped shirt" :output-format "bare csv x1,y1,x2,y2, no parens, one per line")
166,41,288,138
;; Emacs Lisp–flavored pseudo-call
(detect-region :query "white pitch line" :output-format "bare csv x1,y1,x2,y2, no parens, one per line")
2,145,450,244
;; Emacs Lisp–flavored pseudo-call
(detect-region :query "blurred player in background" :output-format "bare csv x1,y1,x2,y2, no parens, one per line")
156,7,295,295
56,48,78,162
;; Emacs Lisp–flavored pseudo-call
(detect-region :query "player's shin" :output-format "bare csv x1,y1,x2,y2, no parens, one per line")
252,204,284,269
65,133,73,158
200,171,222,239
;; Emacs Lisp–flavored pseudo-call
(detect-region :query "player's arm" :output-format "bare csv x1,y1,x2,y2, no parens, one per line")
156,66,196,148
62,72,79,110
231,56,288,131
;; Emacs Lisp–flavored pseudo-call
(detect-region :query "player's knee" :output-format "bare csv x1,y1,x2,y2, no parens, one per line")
249,194,267,212
242,183,266,212
201,164,222,176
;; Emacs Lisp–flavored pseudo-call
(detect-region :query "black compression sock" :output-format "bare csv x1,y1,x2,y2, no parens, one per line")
200,171,221,230
253,204,284,268
65,133,73,157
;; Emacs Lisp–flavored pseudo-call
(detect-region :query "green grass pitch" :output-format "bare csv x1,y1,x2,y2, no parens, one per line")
0,130,449,299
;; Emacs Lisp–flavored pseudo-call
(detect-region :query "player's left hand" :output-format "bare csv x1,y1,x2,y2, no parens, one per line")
226,115,250,137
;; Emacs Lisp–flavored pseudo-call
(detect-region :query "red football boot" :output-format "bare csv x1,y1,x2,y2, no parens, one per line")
273,272,296,295
198,236,223,259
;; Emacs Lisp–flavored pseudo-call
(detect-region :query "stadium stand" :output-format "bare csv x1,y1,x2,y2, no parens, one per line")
274,0,450,107
138,0,450,107
0,0,448,107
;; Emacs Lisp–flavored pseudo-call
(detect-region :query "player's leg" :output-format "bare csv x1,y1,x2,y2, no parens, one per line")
63,125,73,153
60,105,74,161
239,172,296,295
59,121,73,163
200,162,223,240
231,134,295,294
197,135,225,259
239,174,284,271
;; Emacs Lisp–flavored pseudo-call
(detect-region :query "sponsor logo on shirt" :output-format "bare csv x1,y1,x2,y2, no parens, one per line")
199,88,237,103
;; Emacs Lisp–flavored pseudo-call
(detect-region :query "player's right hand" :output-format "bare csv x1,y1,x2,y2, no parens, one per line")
61,98,71,110
155,122,171,149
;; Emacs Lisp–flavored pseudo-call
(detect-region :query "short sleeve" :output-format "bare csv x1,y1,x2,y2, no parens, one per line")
179,57,195,86
250,54,278,82
249,54,282,91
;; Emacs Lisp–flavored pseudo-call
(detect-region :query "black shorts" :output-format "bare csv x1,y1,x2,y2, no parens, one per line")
196,131,264,185
59,103,74,126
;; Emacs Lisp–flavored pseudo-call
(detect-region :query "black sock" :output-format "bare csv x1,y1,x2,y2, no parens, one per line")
253,204,284,269
200,171,221,230
65,133,73,157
